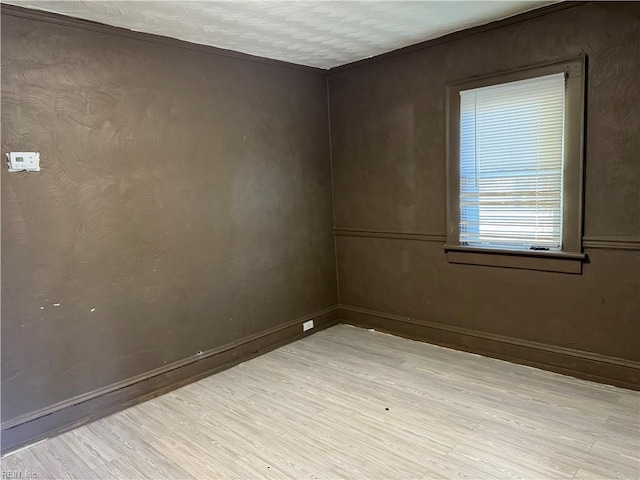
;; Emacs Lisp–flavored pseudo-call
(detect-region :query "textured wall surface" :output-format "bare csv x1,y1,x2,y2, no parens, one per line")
330,3,640,361
1,13,336,422
2,1,639,436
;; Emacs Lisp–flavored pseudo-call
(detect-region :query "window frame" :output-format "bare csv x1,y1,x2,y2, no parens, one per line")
445,57,587,274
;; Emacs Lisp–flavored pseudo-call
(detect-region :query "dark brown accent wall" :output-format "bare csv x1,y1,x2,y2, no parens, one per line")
329,2,640,387
2,0,639,456
1,8,337,452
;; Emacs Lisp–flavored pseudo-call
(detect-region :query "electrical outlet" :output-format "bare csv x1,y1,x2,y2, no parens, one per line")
303,319,314,332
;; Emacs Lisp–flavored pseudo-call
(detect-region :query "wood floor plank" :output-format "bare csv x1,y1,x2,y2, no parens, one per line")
90,453,195,480
452,432,579,478
2,324,638,480
142,430,244,480
85,415,195,479
24,437,98,480
58,426,119,469
1,447,52,479
572,456,639,480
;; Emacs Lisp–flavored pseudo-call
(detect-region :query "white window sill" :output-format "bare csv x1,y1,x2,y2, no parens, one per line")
444,244,586,274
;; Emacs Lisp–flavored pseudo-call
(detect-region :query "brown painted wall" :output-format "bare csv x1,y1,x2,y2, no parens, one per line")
1,12,337,425
2,1,639,450
329,3,639,369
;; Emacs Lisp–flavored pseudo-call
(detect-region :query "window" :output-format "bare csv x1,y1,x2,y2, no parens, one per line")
445,58,586,273
459,73,565,250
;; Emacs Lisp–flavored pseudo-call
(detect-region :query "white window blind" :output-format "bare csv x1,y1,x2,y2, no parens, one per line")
459,72,566,250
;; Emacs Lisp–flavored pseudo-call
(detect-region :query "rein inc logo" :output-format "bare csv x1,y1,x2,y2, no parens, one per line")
2,471,38,479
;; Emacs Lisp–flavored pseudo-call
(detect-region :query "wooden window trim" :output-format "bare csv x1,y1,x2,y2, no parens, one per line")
445,57,586,274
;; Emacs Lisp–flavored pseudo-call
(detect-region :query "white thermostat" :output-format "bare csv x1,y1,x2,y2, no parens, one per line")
6,152,40,172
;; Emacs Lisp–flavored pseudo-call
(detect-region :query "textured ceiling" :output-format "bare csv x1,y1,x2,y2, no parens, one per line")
5,1,554,69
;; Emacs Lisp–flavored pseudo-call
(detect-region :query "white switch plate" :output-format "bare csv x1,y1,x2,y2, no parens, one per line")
7,152,40,172
303,319,314,332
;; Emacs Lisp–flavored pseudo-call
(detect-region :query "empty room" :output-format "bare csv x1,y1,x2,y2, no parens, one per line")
1,1,639,478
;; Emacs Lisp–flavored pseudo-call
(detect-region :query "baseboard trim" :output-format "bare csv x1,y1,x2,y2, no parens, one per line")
1,305,339,455
338,305,640,390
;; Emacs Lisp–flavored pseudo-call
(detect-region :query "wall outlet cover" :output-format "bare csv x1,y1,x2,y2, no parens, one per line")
303,319,314,332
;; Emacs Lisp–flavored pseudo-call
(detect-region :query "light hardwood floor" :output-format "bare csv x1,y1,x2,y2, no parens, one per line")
2,324,639,479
